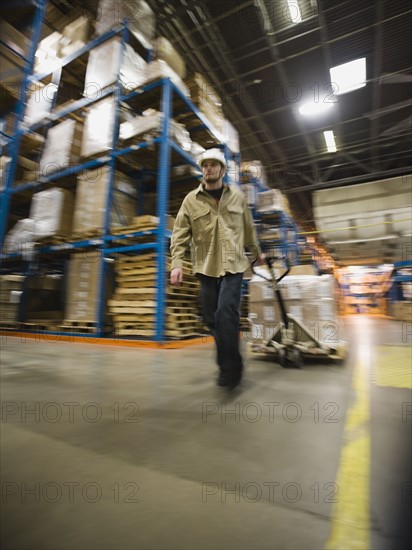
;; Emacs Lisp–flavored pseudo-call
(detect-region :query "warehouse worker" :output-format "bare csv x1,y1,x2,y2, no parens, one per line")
170,148,264,389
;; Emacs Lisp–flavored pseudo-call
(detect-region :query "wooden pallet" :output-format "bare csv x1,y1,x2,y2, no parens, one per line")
71,229,103,240
36,235,69,245
59,320,99,334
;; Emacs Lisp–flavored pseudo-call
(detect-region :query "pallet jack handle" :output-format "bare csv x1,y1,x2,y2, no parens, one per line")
251,257,290,329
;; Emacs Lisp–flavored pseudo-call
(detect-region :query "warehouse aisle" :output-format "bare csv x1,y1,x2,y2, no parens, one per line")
1,316,411,550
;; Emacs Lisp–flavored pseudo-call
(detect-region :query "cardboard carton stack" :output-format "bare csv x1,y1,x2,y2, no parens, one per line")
0,275,25,324
72,166,136,237
63,253,113,327
248,268,340,346
153,37,186,79
388,301,412,321
183,73,224,140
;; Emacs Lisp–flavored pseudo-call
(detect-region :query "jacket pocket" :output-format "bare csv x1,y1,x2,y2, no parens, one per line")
191,207,212,241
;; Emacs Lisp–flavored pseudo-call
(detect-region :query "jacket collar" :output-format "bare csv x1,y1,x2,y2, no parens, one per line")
195,181,229,195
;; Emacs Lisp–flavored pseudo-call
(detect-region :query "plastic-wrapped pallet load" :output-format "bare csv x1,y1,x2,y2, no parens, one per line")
39,119,83,177
72,166,136,236
4,219,36,254
248,271,340,346
29,188,74,239
83,37,147,95
23,82,58,128
0,156,11,191
95,0,155,48
80,97,115,158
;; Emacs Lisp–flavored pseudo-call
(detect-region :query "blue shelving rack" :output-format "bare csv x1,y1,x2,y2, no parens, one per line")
0,0,48,246
0,18,238,342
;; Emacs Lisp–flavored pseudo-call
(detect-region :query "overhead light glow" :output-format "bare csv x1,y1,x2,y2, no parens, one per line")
324,130,337,152
287,0,302,23
298,101,334,116
329,58,367,95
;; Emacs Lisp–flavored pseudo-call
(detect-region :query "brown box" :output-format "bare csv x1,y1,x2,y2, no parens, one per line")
154,37,186,79
389,301,412,321
72,167,136,235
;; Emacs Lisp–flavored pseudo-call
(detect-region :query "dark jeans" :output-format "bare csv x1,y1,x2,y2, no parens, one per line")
198,272,244,381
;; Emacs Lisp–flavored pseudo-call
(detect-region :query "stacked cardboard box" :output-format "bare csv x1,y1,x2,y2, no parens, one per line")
0,20,30,83
39,119,83,177
30,188,75,240
64,253,102,324
144,60,190,97
59,16,92,57
388,301,412,321
184,73,224,139
0,275,25,324
153,37,186,79
72,166,136,236
248,272,339,346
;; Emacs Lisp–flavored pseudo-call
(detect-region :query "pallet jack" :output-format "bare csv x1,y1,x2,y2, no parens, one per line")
250,258,347,368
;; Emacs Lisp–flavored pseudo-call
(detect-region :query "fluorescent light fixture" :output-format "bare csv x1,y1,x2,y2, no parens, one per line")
329,58,366,95
324,130,337,152
287,0,302,23
298,101,334,116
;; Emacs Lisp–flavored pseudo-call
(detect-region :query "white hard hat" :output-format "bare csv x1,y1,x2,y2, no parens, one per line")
198,148,226,169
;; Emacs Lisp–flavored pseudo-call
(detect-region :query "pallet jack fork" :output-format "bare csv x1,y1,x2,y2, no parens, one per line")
250,259,346,368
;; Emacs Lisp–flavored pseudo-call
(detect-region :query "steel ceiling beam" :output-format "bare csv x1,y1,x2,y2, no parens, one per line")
370,0,385,171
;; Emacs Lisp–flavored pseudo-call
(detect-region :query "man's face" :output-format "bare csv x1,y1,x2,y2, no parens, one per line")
202,160,225,183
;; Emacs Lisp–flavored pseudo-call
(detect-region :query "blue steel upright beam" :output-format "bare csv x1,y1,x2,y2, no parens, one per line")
0,0,48,251
96,23,129,336
155,78,173,342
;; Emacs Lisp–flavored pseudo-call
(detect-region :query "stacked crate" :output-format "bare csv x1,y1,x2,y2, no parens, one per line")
108,253,202,338
0,275,25,326
181,73,224,141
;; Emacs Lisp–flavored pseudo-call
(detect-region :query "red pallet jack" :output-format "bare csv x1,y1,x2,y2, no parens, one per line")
250,258,346,368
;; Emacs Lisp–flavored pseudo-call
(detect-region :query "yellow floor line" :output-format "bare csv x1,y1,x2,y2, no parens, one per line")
326,354,371,550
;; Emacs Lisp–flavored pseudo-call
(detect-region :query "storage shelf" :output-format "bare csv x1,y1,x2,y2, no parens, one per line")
1,17,237,342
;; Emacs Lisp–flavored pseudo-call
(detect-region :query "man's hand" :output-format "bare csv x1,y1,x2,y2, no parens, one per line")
170,267,183,285
256,253,266,265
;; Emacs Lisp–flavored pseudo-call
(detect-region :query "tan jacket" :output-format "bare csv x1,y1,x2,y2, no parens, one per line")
170,182,261,277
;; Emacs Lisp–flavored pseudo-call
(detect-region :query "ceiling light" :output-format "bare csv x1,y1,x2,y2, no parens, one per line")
324,130,337,152
287,0,302,23
298,101,334,116
329,58,367,95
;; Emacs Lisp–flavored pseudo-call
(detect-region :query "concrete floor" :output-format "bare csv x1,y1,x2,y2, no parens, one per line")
1,316,411,550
